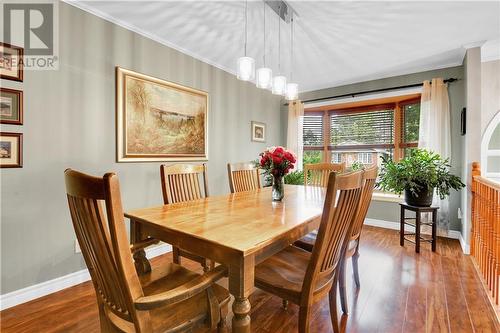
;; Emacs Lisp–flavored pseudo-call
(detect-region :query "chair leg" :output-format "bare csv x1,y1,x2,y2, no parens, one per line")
339,259,348,314
173,247,181,265
217,303,229,333
352,249,361,289
298,305,311,333
329,275,340,333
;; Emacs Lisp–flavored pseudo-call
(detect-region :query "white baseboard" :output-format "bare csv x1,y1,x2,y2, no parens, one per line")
459,233,471,254
0,243,171,311
0,220,470,311
365,218,463,240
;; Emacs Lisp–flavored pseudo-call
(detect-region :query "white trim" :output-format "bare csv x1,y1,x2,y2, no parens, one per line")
459,232,471,254
0,243,171,311
371,192,403,203
481,111,500,176
365,218,462,241
305,86,422,108
64,1,235,77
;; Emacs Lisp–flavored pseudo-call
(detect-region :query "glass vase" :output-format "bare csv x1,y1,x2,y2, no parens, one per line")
272,175,285,201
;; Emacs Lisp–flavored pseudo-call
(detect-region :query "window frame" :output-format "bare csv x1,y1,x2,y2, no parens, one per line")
303,95,421,163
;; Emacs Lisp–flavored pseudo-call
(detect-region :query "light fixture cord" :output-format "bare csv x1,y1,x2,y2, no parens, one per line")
244,0,248,56
278,4,281,74
290,13,294,81
263,1,266,66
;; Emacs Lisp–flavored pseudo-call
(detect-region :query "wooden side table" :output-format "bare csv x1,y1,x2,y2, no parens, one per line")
399,203,439,253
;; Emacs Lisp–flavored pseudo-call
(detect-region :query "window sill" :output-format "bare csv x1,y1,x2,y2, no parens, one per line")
372,192,403,203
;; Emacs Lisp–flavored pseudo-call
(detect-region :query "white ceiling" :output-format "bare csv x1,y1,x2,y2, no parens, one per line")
71,1,500,92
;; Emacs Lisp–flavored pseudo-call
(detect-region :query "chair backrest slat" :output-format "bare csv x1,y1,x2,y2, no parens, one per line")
304,163,345,187
65,169,150,330
350,166,378,239
160,164,208,204
227,162,261,193
302,170,364,299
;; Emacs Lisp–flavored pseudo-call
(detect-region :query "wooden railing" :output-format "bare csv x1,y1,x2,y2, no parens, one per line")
471,162,500,304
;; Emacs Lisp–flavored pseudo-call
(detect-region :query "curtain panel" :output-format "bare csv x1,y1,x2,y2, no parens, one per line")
419,78,452,233
287,101,304,170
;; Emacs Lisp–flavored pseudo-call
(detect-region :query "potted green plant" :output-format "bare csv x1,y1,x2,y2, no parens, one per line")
377,149,465,206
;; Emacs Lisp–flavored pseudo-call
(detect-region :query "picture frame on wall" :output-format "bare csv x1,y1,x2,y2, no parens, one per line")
0,88,23,125
0,43,23,82
251,121,266,142
0,132,23,168
116,67,208,162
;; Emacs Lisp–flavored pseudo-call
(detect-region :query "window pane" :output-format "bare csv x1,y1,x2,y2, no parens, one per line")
330,110,394,146
303,151,323,165
404,147,418,158
331,149,393,169
402,102,420,143
303,115,323,147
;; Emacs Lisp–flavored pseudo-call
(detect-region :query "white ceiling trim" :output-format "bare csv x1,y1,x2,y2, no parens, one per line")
64,0,237,76
305,86,422,108
301,59,464,94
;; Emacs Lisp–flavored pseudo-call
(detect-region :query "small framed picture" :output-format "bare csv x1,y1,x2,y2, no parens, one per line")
0,43,23,82
0,132,23,168
251,121,266,142
0,88,23,125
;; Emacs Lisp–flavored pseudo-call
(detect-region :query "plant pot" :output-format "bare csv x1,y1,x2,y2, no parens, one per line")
404,187,434,207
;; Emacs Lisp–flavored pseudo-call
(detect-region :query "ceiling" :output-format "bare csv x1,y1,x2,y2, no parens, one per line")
71,1,500,92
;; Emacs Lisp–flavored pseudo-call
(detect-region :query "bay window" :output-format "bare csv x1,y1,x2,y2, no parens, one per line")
302,96,421,167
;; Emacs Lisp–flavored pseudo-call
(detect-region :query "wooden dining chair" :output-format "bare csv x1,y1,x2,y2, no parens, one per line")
160,163,213,271
227,162,261,193
295,166,378,314
254,170,364,333
64,169,230,333
304,162,346,187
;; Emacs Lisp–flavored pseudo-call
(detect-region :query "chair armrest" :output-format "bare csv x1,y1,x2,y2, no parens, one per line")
130,238,159,252
134,265,227,310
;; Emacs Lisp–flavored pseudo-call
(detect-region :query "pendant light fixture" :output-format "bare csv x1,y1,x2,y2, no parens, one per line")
237,0,255,81
286,13,298,101
256,1,272,89
272,4,286,96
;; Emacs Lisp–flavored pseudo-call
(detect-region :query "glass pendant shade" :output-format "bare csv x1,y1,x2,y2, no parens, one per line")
272,75,287,95
256,67,273,89
286,83,299,101
237,56,255,81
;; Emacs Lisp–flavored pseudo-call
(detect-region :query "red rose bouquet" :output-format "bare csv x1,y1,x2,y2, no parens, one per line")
259,146,297,201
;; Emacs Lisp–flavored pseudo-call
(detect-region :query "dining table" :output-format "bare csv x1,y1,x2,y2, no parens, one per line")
125,184,325,333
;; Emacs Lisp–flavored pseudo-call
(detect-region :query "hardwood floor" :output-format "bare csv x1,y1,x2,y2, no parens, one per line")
1,226,499,333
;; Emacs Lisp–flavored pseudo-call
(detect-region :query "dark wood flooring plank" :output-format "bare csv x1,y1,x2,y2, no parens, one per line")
1,226,498,333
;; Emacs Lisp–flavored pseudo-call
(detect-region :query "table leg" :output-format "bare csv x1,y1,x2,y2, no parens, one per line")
400,205,405,246
415,212,421,253
229,255,254,333
432,210,437,252
130,219,151,275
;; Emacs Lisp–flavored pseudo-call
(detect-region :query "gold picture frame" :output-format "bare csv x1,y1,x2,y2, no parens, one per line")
0,43,23,82
0,132,23,168
116,67,208,162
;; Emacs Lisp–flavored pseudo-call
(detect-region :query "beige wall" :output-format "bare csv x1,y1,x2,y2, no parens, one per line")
481,60,500,133
0,3,283,294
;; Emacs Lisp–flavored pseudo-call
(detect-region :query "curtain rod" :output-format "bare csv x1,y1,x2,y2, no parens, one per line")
286,78,460,106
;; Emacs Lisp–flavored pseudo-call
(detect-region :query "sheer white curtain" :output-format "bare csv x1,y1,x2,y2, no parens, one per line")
287,100,304,170
418,78,451,233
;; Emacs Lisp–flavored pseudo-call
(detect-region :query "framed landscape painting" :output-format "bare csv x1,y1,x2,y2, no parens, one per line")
1,88,23,125
0,132,22,168
0,43,23,82
116,67,208,162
